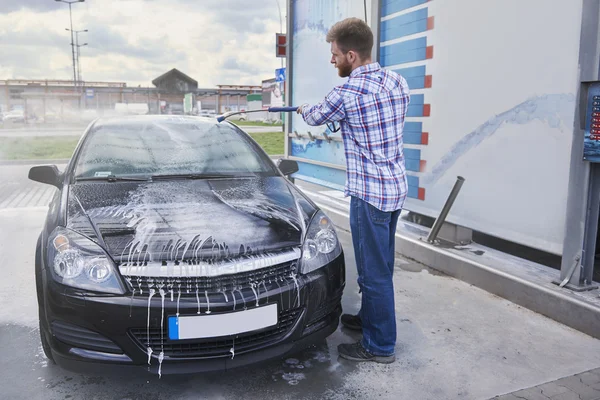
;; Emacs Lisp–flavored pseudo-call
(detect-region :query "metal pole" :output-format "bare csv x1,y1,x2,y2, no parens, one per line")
75,32,80,84
284,0,293,183
371,0,382,62
68,3,76,88
578,163,600,289
560,0,600,291
426,176,466,243
77,35,87,85
78,51,83,84
43,82,47,121
284,0,293,158
215,88,221,114
4,82,9,111
276,0,283,69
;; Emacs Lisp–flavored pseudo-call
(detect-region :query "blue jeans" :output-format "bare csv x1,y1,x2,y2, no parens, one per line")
349,196,401,356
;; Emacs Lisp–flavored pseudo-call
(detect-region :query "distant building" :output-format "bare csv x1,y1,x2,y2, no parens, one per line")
0,68,261,121
152,68,198,93
259,77,285,122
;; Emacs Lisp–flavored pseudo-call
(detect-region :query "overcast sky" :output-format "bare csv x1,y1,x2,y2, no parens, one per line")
0,0,286,88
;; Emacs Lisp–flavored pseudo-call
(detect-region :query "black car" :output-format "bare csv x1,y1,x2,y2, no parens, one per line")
29,115,345,376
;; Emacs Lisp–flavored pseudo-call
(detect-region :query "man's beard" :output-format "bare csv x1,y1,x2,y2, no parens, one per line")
337,60,352,77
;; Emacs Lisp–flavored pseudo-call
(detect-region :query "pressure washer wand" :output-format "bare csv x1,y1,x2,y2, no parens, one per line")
216,106,299,123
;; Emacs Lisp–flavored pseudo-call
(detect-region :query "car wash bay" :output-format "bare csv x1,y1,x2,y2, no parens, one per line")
0,165,599,400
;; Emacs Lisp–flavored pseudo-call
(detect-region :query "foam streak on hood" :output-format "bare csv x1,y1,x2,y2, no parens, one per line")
66,177,315,268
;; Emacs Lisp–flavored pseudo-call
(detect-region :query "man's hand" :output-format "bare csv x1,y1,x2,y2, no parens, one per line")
296,104,309,114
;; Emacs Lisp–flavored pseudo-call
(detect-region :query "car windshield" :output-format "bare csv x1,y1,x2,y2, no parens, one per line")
73,117,276,179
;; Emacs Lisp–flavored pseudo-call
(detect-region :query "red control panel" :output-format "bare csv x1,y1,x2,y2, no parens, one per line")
584,88,600,162
591,97,600,141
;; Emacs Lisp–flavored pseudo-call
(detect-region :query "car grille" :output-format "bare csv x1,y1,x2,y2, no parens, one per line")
129,307,302,358
123,260,297,297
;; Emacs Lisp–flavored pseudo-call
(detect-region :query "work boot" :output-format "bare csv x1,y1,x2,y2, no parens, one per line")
341,313,362,331
338,341,395,364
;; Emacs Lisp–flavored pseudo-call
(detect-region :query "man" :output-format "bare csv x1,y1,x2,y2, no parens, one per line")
297,17,410,364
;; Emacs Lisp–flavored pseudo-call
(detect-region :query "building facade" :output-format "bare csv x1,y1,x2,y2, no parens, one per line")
0,68,261,121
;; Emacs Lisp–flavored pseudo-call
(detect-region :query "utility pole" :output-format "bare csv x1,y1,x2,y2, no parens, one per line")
75,31,88,109
56,0,85,109
76,33,81,83
67,28,87,84
76,31,88,84
56,1,84,84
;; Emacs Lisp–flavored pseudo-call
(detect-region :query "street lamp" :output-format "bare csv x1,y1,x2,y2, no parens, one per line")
55,0,85,87
67,28,88,84
76,42,88,84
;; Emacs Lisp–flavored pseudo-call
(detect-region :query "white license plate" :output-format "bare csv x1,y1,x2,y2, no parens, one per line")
168,304,278,340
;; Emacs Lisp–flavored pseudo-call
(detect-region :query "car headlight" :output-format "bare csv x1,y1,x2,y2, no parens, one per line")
300,211,342,274
47,227,125,294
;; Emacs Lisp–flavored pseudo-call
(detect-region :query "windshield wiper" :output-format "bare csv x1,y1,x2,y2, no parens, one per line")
151,173,246,180
75,175,151,182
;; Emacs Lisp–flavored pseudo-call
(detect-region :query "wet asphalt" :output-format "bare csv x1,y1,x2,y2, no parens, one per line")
0,212,370,400
3,187,600,400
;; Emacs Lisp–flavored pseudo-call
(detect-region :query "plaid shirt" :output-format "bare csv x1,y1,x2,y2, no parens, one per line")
301,62,410,212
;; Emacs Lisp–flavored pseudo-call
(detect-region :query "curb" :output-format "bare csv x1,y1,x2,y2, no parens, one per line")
2,157,281,166
300,187,600,340
0,159,70,166
0,126,87,132
0,129,82,133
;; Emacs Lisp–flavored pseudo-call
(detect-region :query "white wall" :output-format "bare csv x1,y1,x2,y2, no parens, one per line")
404,0,583,254
289,0,584,254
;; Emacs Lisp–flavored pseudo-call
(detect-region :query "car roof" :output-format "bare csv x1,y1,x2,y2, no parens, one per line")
91,114,221,129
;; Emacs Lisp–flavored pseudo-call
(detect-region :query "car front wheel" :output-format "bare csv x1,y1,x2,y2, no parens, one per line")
39,311,55,364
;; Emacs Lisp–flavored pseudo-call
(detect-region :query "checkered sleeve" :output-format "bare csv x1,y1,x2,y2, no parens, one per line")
301,88,346,126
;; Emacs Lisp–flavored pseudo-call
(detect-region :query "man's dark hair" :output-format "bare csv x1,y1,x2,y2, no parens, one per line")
326,17,373,60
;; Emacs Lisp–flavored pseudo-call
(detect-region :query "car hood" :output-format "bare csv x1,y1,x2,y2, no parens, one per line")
66,176,316,265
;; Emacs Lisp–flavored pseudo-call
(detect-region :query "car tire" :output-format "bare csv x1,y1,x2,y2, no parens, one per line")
35,235,55,364
39,315,55,364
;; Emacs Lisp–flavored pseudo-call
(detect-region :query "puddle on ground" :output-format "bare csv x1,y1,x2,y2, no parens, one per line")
397,262,444,276
270,346,334,386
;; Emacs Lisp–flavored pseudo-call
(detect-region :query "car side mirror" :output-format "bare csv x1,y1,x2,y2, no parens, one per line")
277,159,299,176
29,165,62,189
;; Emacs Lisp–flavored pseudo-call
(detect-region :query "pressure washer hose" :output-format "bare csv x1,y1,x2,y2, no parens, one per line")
217,106,298,123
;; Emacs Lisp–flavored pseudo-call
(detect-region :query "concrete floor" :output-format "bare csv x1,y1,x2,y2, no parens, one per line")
493,368,600,400
1,200,600,399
